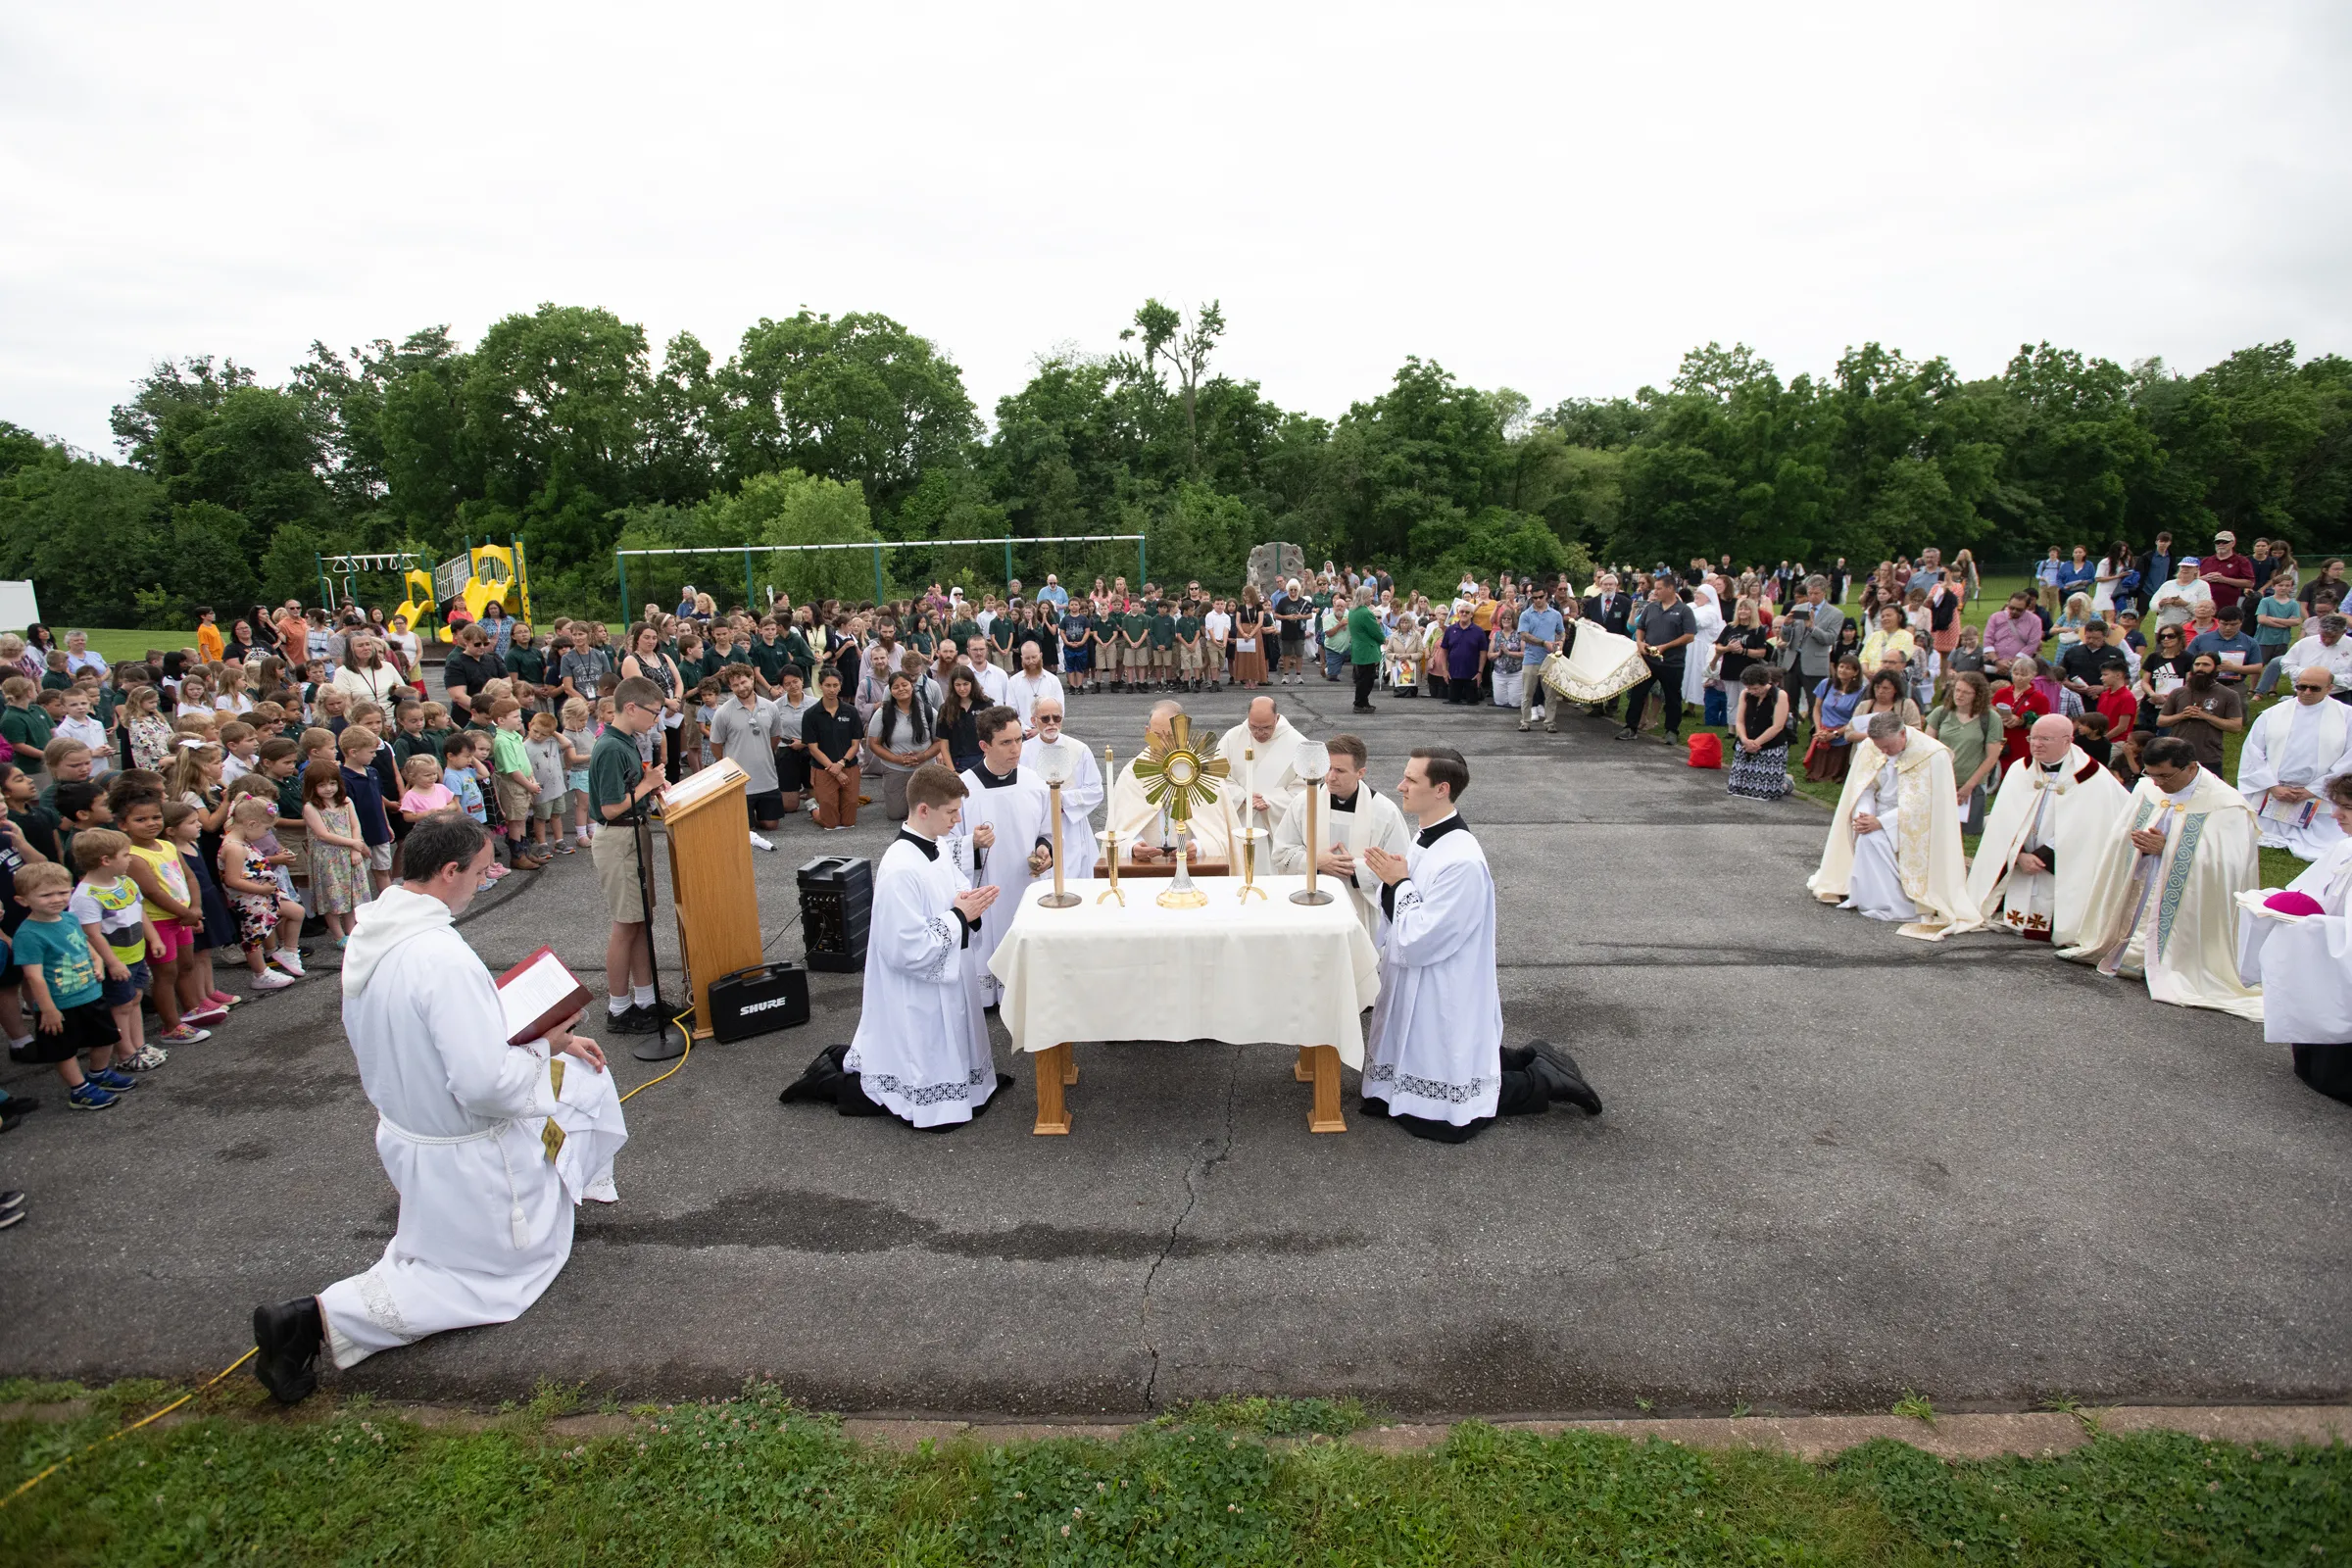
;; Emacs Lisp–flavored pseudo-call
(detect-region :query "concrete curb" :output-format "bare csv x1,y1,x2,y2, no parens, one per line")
3,1399,2345,1461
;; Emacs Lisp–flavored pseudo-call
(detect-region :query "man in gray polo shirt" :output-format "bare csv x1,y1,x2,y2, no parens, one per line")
710,666,786,828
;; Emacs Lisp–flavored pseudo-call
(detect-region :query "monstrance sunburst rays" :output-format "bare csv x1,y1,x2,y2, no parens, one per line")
1132,714,1230,827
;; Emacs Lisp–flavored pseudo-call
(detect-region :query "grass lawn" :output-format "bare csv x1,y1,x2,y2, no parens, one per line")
2,1384,2346,1564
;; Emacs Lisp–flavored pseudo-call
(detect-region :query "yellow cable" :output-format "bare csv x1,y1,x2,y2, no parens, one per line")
1,1346,259,1508
617,1009,695,1103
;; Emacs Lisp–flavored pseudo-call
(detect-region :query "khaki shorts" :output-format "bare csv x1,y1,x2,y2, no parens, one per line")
1180,642,1205,671
368,841,394,872
495,775,534,823
593,821,648,923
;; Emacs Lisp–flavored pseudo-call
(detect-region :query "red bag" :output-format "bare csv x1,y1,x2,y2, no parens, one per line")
1686,732,1723,769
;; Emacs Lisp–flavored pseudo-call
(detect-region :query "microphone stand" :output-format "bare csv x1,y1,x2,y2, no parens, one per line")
620,773,683,1062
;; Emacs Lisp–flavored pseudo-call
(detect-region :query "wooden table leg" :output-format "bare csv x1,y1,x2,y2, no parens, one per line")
1033,1043,1071,1136
1306,1045,1346,1134
1063,1048,1079,1086
1293,1046,1313,1083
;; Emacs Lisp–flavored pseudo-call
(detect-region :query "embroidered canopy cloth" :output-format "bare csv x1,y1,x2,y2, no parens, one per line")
988,874,1382,1065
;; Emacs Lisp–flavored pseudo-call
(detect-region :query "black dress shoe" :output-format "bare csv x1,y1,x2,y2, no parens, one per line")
780,1043,851,1103
1528,1039,1602,1115
253,1297,323,1404
1353,704,1377,714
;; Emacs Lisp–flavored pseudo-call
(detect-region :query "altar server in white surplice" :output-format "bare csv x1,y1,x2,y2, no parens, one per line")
1021,697,1102,879
1359,747,1599,1144
945,705,1055,1008
2236,668,2352,860
250,816,626,1405
780,761,1004,1127
2237,774,2352,1104
2060,735,2263,1021
1221,697,1307,830
1966,715,2131,946
1271,732,1408,944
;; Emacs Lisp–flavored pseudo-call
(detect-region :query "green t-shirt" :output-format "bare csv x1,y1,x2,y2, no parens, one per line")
1150,612,1177,648
1122,612,1152,644
276,771,307,821
506,646,546,687
587,727,645,818
1348,605,1385,664
491,726,531,778
1,704,55,769
906,629,935,657
393,730,443,769
14,914,101,1008
40,670,71,691
1175,614,1200,643
747,637,790,681
945,618,980,651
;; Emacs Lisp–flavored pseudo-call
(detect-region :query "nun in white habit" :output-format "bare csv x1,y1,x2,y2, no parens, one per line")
1681,575,1725,706
1360,747,1598,1143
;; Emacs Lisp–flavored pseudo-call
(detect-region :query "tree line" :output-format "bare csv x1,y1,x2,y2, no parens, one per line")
1,297,2345,628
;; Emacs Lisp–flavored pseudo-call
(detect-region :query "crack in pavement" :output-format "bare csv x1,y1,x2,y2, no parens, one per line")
1139,1041,1244,1410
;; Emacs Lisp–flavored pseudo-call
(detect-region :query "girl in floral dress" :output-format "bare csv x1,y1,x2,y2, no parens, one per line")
300,760,368,939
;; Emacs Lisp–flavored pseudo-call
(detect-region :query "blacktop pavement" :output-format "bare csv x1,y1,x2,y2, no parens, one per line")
2,680,2344,1420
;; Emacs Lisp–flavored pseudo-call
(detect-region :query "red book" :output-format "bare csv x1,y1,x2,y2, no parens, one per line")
496,946,592,1046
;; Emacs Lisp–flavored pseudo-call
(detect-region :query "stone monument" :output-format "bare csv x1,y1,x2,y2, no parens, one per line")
1247,542,1306,602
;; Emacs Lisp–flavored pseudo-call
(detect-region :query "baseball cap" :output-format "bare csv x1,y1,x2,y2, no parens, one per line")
2180,556,2200,567
2214,530,2235,544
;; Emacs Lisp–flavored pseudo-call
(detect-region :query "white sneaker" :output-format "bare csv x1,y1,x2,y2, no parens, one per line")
251,969,297,991
270,950,305,977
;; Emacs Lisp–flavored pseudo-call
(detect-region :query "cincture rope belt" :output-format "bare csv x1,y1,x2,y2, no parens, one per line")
377,1113,529,1250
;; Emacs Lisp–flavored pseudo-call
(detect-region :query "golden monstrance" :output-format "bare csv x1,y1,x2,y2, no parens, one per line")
1132,713,1229,908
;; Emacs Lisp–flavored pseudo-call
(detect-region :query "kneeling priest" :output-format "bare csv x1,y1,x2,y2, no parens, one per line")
2237,773,2352,1103
1966,714,2130,945
1808,712,1982,940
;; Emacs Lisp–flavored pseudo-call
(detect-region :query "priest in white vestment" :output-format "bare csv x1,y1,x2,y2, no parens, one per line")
1358,746,1598,1143
1106,701,1235,861
1966,715,2131,946
252,816,625,1404
1021,697,1102,879
1271,732,1409,944
1221,697,1308,830
2236,668,2352,860
1681,577,1725,706
1005,642,1067,735
2059,735,2263,1020
2237,775,2352,1102
1808,713,1983,940
783,762,1003,1126
945,705,1054,1008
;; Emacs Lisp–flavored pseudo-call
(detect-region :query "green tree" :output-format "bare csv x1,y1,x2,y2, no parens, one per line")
1115,298,1226,475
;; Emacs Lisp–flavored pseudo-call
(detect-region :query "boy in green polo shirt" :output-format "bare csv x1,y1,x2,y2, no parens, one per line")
1121,604,1153,692
1149,602,1178,691
1172,601,1201,693
590,675,668,1036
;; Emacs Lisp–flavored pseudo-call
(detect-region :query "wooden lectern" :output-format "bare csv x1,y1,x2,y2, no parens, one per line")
657,760,762,1040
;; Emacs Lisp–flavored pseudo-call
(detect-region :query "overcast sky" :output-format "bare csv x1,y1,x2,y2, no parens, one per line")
4,1,2346,457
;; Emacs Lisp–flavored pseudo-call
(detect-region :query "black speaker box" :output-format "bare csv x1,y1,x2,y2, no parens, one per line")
704,961,810,1043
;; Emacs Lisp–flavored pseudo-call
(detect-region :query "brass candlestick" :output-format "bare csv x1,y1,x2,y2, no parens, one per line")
1096,745,1124,905
1289,742,1336,905
1039,778,1080,907
1235,826,1267,903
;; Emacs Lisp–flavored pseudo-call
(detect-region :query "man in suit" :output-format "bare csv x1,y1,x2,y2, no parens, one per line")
1580,571,1635,718
1786,574,1843,723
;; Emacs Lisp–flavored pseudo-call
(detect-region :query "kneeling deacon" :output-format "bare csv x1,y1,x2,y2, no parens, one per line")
780,762,1006,1126
251,814,627,1404
1809,711,1982,939
1271,732,1408,942
1359,747,1599,1143
1966,714,2130,945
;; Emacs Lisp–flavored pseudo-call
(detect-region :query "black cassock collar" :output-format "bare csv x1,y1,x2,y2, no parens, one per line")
895,829,939,860
1329,788,1358,814
975,762,1018,790
1417,813,1468,849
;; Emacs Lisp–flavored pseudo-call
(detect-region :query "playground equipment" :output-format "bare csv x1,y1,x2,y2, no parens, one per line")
435,541,532,629
318,539,533,642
